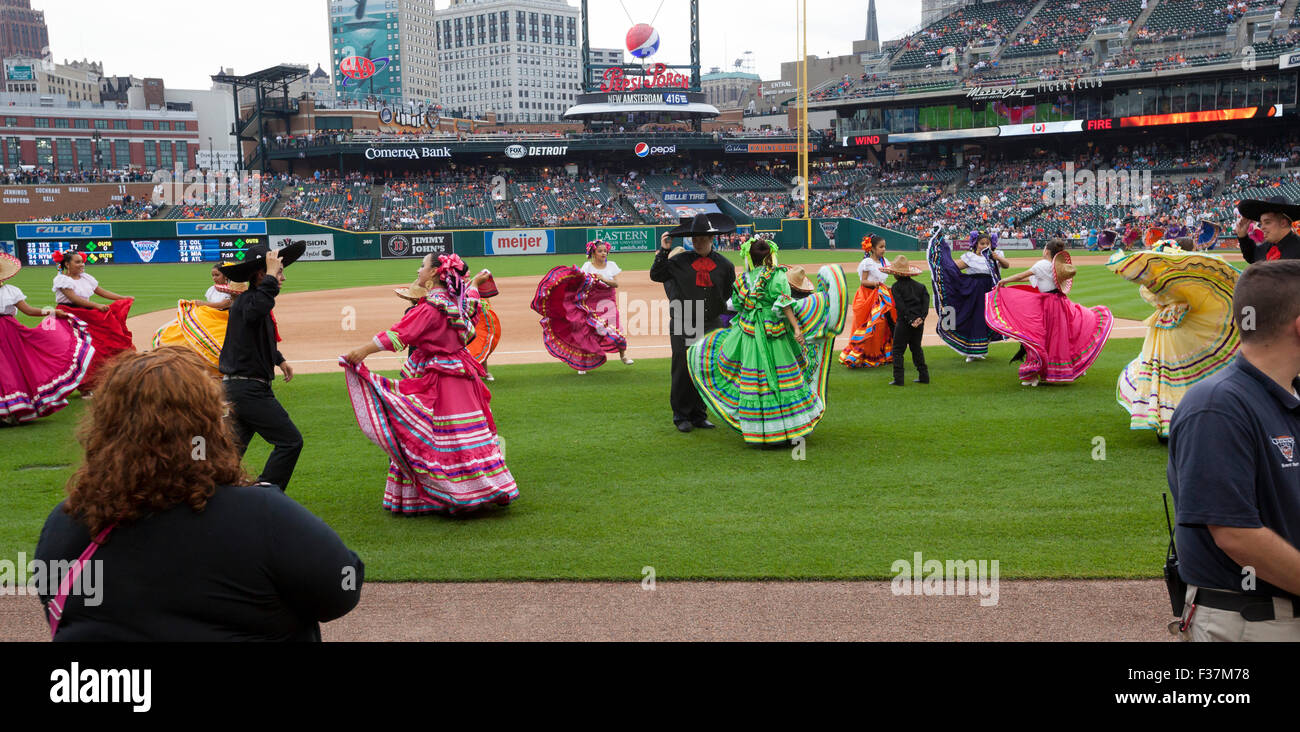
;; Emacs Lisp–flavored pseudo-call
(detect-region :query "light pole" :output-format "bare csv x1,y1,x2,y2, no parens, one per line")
208,136,214,169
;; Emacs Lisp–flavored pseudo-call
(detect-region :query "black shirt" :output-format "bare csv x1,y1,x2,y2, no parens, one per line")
219,274,285,380
1238,231,1300,264
892,276,931,323
1167,355,1300,597
35,485,364,641
649,247,736,328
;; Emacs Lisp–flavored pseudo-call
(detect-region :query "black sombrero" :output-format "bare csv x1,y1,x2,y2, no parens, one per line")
219,241,307,283
666,213,736,239
1238,196,1300,223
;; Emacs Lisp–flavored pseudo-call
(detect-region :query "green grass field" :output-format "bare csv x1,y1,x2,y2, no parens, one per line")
0,253,1172,581
5,248,1155,322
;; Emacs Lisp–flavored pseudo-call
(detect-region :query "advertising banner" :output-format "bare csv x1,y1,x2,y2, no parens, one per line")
271,234,336,262
723,142,821,154
177,221,267,237
16,223,113,240
331,0,400,104
588,227,654,252
484,229,555,256
661,191,708,204
381,233,452,259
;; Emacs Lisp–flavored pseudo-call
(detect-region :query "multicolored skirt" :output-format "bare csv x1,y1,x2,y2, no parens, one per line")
1107,248,1240,437
531,266,627,371
0,314,94,425
984,285,1114,384
839,284,895,368
341,354,518,515
928,238,1002,357
152,301,227,371
465,302,502,365
687,265,847,444
56,299,134,391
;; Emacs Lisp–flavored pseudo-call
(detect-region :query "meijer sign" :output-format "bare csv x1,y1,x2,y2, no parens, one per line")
485,229,555,256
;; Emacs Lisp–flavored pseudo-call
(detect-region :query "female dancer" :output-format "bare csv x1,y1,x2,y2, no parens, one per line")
0,253,93,424
465,269,502,381
839,234,895,368
532,240,630,375
928,229,1012,362
1107,240,1240,439
52,250,134,395
687,239,847,445
152,265,243,371
341,253,517,516
986,239,1114,387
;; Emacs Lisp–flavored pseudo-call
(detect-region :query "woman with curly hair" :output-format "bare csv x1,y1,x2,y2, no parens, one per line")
34,347,363,641
51,250,135,395
342,253,518,515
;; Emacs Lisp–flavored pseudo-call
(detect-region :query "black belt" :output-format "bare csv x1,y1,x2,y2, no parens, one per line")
222,375,270,385
1195,588,1300,622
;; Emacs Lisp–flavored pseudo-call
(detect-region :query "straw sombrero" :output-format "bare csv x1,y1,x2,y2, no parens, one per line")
667,246,687,259
395,281,430,302
0,252,20,283
786,266,813,294
1053,251,1077,294
214,282,248,296
883,255,923,277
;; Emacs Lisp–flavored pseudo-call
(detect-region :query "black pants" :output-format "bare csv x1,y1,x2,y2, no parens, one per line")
669,317,721,425
892,320,929,383
225,379,303,492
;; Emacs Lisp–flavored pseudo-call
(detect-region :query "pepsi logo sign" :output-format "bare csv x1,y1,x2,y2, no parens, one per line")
626,24,660,59
635,143,677,157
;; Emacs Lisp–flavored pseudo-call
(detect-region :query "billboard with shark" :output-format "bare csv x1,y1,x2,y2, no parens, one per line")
330,0,400,104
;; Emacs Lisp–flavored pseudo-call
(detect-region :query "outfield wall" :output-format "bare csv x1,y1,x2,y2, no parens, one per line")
0,218,920,266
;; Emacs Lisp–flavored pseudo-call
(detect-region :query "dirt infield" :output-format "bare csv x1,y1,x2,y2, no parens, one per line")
128,262,1152,375
0,579,1172,641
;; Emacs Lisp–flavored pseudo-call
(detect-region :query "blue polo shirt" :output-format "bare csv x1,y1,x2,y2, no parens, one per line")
1168,354,1300,597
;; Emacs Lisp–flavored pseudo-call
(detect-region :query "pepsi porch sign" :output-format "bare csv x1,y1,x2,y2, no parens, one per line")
484,229,555,256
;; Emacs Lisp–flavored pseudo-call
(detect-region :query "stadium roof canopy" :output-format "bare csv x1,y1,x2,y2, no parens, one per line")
211,65,310,87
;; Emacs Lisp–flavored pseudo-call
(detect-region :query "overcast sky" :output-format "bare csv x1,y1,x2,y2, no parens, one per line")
37,0,920,89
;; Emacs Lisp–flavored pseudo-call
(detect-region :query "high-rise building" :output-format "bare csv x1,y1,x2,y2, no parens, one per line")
435,0,580,123
0,0,49,62
701,67,759,110
866,0,879,44
327,0,439,107
921,0,972,28
3,56,101,103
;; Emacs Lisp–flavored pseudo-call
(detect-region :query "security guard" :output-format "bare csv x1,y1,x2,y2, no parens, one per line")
1168,260,1300,641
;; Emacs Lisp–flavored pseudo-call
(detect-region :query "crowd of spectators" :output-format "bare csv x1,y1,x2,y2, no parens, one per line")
2,168,155,185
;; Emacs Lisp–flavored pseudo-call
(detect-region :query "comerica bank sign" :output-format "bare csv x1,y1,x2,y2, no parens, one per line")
363,147,453,160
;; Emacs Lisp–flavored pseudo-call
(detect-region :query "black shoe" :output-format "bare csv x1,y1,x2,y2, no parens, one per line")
675,422,693,433
888,380,904,386
914,377,929,384
693,419,716,430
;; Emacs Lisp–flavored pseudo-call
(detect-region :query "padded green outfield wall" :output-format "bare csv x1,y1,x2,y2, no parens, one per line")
0,217,918,263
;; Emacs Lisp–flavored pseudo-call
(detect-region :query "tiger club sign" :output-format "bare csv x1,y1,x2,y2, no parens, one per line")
599,64,690,93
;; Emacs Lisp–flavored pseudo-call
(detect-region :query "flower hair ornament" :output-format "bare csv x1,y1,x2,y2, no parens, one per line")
586,240,610,258
436,254,471,314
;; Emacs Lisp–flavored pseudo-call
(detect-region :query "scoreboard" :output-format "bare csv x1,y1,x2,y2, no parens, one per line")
16,237,263,266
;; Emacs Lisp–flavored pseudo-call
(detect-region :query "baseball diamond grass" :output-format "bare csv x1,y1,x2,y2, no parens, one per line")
1,337,1170,581
5,249,1158,321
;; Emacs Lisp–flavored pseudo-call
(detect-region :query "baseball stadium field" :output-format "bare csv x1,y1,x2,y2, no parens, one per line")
0,248,1201,589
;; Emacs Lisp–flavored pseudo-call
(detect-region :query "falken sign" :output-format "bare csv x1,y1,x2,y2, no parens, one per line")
363,147,453,160
16,223,113,239
176,221,267,237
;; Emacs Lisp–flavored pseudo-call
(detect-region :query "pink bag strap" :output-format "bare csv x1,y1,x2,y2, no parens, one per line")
47,524,115,640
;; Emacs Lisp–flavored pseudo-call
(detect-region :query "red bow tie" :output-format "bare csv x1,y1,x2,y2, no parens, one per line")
692,257,716,288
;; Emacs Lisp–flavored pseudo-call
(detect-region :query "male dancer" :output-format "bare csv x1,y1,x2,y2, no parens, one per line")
218,242,306,491
650,213,737,433
1236,196,1300,262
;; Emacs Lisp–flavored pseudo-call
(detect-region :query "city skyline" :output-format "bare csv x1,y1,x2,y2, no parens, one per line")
28,0,921,92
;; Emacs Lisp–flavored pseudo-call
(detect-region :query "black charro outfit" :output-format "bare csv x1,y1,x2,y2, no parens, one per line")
650,247,736,428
